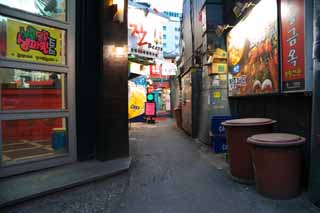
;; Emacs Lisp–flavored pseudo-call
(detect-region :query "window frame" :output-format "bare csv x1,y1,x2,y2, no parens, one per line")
0,0,76,177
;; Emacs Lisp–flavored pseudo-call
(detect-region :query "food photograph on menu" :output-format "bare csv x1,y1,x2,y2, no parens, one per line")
227,0,279,96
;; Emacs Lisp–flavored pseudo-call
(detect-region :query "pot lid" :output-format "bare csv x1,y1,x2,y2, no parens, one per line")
247,133,305,147
222,118,275,126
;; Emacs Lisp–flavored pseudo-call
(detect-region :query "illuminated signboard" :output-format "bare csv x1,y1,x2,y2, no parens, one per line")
227,0,279,96
128,4,167,60
145,102,156,116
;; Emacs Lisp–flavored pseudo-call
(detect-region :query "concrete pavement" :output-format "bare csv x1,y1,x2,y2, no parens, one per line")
3,119,319,213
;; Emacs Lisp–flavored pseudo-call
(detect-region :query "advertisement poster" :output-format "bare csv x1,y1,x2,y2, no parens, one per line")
128,3,167,60
281,0,305,92
128,76,147,120
227,0,279,96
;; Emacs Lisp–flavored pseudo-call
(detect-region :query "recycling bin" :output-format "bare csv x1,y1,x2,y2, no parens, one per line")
222,118,276,183
247,133,305,199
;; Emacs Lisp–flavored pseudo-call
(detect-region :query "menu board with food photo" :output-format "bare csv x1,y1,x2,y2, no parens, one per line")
227,0,279,96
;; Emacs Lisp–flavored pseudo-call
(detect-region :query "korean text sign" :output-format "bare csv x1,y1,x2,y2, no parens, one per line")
1,16,65,65
281,0,305,92
145,102,156,116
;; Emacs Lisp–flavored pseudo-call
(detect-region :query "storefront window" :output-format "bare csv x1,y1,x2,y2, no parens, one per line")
2,117,68,164
0,0,66,21
0,15,66,65
0,68,66,111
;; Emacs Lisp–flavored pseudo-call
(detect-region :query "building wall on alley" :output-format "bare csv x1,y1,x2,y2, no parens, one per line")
182,0,193,72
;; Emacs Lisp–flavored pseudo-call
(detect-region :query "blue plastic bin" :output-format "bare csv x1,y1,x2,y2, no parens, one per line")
52,128,67,150
211,116,233,135
211,135,228,153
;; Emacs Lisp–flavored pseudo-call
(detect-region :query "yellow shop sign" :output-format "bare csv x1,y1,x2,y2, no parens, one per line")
6,19,64,65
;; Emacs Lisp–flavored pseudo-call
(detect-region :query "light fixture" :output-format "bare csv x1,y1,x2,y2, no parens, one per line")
104,45,127,59
106,0,125,23
215,25,234,37
232,1,256,17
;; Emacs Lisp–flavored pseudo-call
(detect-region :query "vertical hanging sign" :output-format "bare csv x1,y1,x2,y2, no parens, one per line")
281,0,305,92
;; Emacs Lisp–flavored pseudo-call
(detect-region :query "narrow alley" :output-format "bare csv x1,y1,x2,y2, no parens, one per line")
3,119,318,213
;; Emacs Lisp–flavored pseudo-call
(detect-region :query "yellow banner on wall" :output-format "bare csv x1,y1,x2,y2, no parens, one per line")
128,87,146,119
6,18,64,65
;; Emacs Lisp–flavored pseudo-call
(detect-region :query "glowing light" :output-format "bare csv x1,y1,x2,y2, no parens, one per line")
104,45,127,59
115,46,126,57
106,0,125,23
229,0,277,47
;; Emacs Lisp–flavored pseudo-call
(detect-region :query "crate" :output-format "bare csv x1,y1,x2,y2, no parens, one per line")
211,135,228,153
211,116,232,135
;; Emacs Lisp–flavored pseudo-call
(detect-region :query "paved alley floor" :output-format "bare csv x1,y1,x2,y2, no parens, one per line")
3,119,320,213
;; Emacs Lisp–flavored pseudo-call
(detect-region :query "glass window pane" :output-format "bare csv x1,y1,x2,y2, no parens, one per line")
0,15,66,65
2,117,68,164
0,0,66,21
0,68,66,111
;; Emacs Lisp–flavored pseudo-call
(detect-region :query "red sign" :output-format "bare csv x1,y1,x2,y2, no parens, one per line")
152,81,170,89
145,102,156,116
281,0,305,92
147,86,154,93
150,64,162,78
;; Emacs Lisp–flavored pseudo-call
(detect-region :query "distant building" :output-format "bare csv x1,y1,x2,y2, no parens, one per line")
162,11,182,59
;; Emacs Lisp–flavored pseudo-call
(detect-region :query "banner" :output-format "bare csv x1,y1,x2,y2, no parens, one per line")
281,0,305,92
128,4,167,60
1,16,65,65
227,0,279,96
128,76,147,120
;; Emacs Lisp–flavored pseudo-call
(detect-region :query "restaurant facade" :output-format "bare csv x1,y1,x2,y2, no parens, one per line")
179,0,320,207
0,0,130,201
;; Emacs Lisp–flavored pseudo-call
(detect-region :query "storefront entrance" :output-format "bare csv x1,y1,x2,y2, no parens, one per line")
0,0,76,177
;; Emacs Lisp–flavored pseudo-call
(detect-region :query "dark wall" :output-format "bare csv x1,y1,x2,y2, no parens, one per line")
229,95,312,140
76,0,129,161
97,0,129,160
182,0,193,72
229,94,312,184
76,0,101,161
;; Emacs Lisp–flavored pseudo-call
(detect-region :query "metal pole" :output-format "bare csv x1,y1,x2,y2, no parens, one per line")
309,0,320,207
